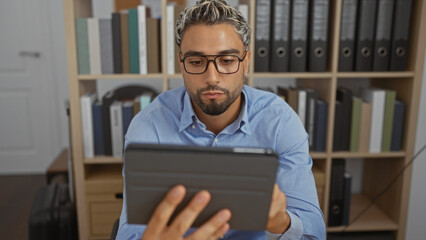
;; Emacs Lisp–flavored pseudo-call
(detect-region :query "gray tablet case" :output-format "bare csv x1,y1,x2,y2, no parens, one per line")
124,143,278,231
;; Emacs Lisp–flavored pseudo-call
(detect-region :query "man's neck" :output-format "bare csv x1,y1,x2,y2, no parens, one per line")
193,95,243,135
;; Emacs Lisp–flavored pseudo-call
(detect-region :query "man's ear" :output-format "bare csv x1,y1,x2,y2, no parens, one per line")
244,50,251,75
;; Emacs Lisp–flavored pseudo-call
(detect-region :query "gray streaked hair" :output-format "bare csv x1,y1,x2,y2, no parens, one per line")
176,0,251,50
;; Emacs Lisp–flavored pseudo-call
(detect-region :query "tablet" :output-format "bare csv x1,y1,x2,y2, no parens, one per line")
124,143,278,231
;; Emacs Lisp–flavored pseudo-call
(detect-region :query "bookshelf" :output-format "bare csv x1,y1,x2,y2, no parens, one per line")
63,0,426,239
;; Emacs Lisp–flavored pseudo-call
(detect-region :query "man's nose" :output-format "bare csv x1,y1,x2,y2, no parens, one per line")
205,60,220,85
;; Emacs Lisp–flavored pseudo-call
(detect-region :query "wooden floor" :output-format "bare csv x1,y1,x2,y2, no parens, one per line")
0,174,46,240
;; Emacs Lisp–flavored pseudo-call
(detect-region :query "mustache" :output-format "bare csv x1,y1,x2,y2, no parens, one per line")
197,85,229,94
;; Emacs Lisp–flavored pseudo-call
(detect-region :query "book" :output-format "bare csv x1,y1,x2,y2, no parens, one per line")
120,11,130,73
80,92,97,158
305,89,317,150
166,4,185,74
87,18,101,74
99,19,114,74
315,99,328,152
297,89,307,128
333,100,343,151
112,13,123,73
122,101,134,137
75,18,90,74
358,101,372,152
336,87,353,151
362,88,386,153
140,92,153,110
92,100,105,155
391,100,405,151
350,97,362,152
128,9,140,73
147,17,161,73
137,5,148,74
110,101,123,157
102,91,117,155
382,90,396,151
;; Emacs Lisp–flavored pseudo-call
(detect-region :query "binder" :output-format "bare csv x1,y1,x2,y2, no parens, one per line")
338,0,358,72
254,0,271,72
315,99,328,152
308,0,330,72
328,159,346,226
355,0,378,71
270,0,290,72
336,87,353,151
372,0,395,71
333,100,343,151
389,0,413,71
390,100,405,151
342,172,352,226
290,0,309,72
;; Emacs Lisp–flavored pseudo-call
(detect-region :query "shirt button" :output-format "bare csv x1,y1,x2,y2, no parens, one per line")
214,138,218,143
192,124,195,129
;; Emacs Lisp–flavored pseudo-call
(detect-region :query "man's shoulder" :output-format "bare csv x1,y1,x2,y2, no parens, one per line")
244,85,291,115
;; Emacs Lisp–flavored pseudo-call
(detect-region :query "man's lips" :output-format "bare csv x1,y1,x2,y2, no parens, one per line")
202,91,224,100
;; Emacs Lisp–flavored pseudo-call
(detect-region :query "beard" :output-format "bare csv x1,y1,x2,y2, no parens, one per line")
189,84,242,116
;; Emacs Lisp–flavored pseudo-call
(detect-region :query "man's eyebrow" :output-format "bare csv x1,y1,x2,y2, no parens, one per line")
183,49,241,57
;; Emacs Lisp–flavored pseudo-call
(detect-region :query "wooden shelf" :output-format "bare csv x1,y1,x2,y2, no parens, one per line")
331,151,406,159
85,156,122,164
327,194,398,232
336,72,414,79
252,72,333,79
79,73,164,80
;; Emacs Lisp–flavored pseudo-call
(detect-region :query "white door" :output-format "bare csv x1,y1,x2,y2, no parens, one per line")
0,0,59,173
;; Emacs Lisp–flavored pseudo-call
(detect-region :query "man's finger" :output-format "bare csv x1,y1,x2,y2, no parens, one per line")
144,185,186,237
165,190,211,238
189,209,232,240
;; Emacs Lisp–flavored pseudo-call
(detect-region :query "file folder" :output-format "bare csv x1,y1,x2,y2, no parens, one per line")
290,0,309,72
270,0,290,72
255,0,271,72
372,0,395,71
338,0,358,71
389,0,412,71
355,0,378,71
308,0,330,72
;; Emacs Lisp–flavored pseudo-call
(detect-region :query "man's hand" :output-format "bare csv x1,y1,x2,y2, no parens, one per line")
141,185,232,240
267,184,291,234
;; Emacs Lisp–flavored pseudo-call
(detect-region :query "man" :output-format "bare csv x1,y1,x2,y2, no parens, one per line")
116,0,326,239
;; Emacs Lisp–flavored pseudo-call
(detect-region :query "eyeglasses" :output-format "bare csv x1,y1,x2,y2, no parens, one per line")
180,51,247,75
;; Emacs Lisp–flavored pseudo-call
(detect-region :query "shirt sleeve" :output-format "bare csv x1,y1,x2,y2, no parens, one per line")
271,108,327,240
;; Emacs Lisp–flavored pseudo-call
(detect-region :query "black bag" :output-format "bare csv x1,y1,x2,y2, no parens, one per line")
29,183,78,240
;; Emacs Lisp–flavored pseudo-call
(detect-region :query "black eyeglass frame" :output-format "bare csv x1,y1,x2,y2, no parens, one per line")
179,51,248,75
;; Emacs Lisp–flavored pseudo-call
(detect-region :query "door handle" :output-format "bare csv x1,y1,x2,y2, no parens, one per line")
19,51,41,58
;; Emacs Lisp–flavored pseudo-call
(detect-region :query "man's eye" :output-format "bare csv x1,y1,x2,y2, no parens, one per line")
189,61,203,65
219,58,236,65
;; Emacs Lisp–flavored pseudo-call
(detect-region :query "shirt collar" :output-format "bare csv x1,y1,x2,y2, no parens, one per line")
178,87,251,135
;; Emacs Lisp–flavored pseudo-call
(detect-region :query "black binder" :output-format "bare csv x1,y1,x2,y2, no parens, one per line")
328,159,346,226
308,0,330,72
355,0,378,71
389,0,413,71
338,0,358,71
255,0,272,72
336,87,353,151
270,0,291,72
372,0,395,71
290,0,309,72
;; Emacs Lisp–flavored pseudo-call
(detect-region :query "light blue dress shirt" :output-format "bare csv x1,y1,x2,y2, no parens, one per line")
116,85,326,240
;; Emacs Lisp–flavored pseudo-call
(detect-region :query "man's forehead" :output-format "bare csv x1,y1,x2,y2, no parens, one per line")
180,23,245,54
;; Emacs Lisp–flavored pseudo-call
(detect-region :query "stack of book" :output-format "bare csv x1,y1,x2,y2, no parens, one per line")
333,87,405,152
80,91,154,158
277,87,328,152
75,4,163,75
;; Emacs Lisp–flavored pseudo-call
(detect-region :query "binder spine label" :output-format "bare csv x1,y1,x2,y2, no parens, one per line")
273,0,290,41
340,0,358,40
312,0,329,41
293,0,309,41
255,0,271,41
376,0,394,40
